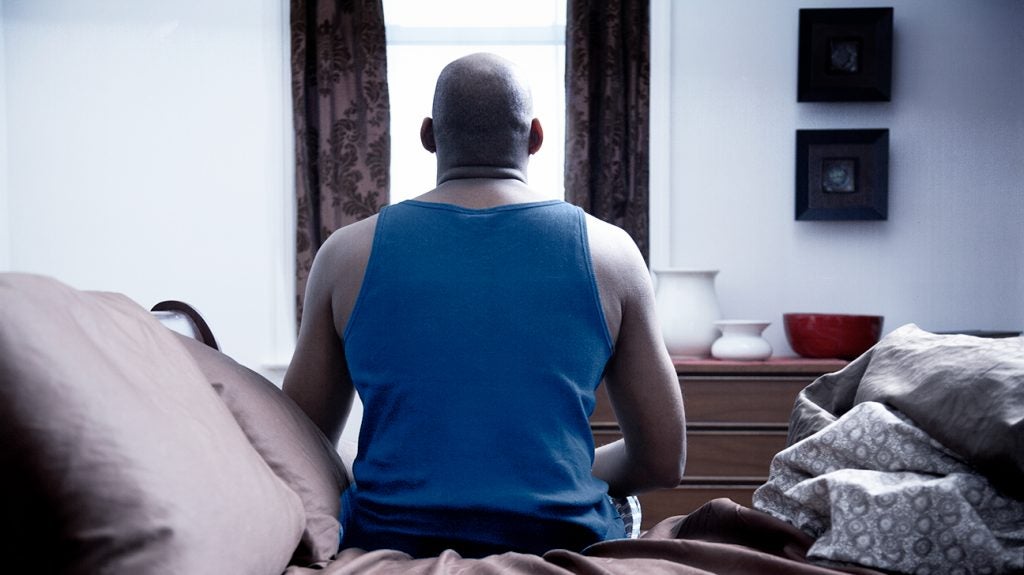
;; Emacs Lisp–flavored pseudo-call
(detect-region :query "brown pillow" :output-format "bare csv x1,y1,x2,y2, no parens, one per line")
0,273,305,575
176,334,349,566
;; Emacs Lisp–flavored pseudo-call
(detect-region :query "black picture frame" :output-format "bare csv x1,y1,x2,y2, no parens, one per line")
798,8,893,102
795,129,889,221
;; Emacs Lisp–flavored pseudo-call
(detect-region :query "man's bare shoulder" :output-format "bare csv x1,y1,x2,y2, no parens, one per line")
583,214,649,291
315,212,380,272
307,214,380,333
582,214,653,342
317,214,379,265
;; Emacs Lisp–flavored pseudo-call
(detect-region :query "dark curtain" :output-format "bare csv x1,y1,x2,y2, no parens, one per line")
565,0,650,262
290,0,390,325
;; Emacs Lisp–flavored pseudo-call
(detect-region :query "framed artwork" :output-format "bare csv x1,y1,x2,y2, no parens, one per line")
795,129,889,221
797,8,894,102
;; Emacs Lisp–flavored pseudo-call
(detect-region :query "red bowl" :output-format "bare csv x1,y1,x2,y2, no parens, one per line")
783,313,884,360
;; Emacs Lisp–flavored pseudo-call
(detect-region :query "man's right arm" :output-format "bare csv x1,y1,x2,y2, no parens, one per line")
590,226,686,497
283,235,356,446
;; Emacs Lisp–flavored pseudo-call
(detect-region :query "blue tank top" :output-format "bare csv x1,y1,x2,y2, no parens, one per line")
339,199,624,557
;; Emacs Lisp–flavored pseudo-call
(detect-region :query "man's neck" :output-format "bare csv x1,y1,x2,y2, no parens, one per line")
416,177,544,209
436,165,528,185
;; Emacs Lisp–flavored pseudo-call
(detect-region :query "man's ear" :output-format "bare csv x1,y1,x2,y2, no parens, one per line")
528,118,544,155
420,118,436,153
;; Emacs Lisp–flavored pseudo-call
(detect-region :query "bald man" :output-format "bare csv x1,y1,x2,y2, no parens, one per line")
283,53,685,558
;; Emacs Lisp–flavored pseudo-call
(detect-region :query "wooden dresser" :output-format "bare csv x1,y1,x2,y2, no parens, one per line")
591,357,846,528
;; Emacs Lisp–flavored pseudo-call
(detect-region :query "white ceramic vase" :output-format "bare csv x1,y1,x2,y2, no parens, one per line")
711,320,773,361
653,269,722,359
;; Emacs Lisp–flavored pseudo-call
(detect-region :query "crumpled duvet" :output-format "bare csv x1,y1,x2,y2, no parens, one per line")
754,401,1024,574
753,325,1024,574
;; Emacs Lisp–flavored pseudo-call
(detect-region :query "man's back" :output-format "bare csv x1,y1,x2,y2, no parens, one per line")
284,53,685,559
338,199,624,556
319,179,653,355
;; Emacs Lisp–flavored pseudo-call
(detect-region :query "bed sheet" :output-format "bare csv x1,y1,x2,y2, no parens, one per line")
755,402,1024,573
283,498,885,574
756,324,1024,574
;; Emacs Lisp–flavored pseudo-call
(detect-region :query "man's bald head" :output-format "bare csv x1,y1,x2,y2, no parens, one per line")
425,53,539,179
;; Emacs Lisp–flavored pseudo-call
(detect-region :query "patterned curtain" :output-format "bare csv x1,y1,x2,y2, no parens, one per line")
565,0,650,262
290,0,390,325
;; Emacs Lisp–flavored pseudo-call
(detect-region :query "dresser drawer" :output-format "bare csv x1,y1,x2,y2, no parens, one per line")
592,428,786,478
680,376,811,426
592,359,845,530
592,375,814,427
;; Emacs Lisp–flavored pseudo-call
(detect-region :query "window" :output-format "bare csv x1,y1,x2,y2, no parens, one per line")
384,0,567,203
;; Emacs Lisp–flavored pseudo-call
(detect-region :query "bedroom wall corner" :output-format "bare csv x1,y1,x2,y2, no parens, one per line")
668,0,1024,354
0,2,11,271
1015,4,1024,322
648,0,672,271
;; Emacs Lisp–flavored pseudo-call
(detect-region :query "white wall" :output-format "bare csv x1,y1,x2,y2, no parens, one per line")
0,5,10,270
661,0,1024,355
2,0,295,380
5,0,1021,385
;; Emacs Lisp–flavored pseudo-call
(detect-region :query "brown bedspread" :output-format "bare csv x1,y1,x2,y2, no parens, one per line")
284,499,883,574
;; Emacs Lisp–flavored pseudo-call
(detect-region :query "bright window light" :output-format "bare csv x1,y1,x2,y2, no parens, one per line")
384,0,567,203
385,0,566,29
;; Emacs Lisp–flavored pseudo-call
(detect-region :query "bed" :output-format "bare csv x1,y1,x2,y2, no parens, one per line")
1,272,1020,574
